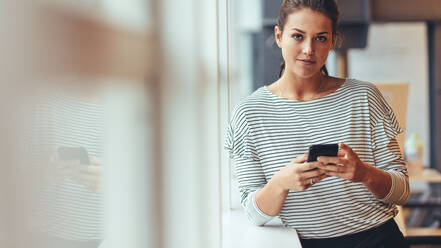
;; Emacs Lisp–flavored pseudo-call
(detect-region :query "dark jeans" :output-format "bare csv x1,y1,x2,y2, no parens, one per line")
300,219,409,248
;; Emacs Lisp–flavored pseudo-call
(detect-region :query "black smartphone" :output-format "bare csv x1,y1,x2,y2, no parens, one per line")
307,144,339,162
57,146,90,165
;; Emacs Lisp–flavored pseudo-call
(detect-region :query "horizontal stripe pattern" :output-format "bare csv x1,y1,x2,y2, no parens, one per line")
32,94,104,240
225,79,408,238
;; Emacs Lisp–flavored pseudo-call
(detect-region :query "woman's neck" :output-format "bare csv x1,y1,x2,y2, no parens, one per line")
276,72,328,101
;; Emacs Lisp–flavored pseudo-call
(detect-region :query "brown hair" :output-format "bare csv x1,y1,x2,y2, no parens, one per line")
277,0,341,78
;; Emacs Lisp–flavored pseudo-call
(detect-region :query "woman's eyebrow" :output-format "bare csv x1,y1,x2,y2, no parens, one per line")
291,28,306,33
290,28,329,35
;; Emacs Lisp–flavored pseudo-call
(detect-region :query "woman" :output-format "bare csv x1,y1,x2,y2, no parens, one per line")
224,0,410,247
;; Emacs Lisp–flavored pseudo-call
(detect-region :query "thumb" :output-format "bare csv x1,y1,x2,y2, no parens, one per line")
89,156,103,166
339,142,355,158
292,153,308,163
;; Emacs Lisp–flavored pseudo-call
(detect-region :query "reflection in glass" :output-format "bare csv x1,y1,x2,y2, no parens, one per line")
29,90,105,248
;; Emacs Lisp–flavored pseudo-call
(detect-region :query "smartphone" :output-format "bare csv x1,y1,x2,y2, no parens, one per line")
307,144,339,162
57,146,90,165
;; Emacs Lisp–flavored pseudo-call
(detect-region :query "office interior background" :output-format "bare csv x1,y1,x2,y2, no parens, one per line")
0,0,440,247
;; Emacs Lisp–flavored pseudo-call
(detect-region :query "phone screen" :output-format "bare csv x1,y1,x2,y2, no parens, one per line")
307,144,338,162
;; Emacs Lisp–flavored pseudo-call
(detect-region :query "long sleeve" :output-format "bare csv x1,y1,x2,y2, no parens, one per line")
233,156,274,226
224,104,274,225
375,138,409,205
369,85,409,205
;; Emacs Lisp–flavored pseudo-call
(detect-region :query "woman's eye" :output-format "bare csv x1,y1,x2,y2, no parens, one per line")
292,34,303,40
316,36,327,42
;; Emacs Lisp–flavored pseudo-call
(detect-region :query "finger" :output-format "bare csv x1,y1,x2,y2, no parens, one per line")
313,174,329,183
318,174,329,181
58,160,80,169
337,150,345,157
301,168,327,179
300,161,323,171
292,153,308,163
317,156,343,165
325,171,346,178
72,170,101,186
82,178,102,192
78,164,102,175
301,186,311,191
339,143,355,157
308,174,329,185
317,164,347,173
89,156,103,166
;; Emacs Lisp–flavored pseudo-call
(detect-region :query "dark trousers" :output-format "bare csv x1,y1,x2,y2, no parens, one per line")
300,219,409,248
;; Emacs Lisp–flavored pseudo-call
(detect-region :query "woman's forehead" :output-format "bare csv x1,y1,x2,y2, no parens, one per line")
284,8,333,33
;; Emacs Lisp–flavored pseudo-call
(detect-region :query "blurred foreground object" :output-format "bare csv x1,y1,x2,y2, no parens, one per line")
0,0,224,248
0,0,154,247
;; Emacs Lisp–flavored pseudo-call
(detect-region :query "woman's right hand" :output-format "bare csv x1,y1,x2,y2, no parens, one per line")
272,153,328,191
39,147,78,185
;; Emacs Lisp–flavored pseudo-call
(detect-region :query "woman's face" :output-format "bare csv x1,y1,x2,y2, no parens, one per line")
275,8,334,78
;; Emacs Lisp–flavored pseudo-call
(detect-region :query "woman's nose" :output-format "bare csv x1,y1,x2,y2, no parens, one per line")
302,40,314,55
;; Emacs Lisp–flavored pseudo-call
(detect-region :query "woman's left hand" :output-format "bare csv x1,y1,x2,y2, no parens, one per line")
316,143,372,183
71,156,103,192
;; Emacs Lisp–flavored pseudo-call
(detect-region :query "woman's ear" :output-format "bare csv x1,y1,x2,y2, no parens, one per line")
275,25,283,48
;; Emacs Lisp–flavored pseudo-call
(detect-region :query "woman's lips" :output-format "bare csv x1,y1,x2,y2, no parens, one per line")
297,59,316,65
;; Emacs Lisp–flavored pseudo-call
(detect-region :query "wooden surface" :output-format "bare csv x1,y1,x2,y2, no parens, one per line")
404,168,441,237
407,227,441,236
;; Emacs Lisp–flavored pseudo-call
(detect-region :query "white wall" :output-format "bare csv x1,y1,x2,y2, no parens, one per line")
347,23,430,166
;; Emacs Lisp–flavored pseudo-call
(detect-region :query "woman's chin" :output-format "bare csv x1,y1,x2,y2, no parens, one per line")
291,68,321,78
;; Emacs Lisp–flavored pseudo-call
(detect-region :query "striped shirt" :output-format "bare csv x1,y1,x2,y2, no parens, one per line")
32,94,104,241
224,79,409,239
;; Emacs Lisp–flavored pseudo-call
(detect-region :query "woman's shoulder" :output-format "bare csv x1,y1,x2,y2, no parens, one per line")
231,87,271,113
337,78,382,96
335,77,371,88
341,78,392,110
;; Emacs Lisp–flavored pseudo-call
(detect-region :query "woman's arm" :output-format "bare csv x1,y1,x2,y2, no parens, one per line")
362,164,409,205
255,177,289,216
318,142,409,205
255,154,328,216
361,165,391,199
370,138,410,204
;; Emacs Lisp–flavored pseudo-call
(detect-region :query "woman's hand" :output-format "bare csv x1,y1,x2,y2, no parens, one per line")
40,148,103,192
316,142,371,183
41,147,79,185
71,156,103,192
273,153,328,191
256,153,328,216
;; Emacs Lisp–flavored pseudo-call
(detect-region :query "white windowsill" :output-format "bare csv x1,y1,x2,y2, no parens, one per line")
222,209,302,248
